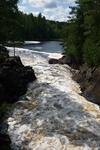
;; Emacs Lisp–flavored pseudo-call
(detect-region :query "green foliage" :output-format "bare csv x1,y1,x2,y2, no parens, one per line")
64,0,100,66
83,38,100,66
65,4,85,64
0,0,65,43
0,0,19,43
17,11,65,40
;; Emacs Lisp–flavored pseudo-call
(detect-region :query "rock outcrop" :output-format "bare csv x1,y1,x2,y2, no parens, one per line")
73,64,100,105
0,56,36,105
48,55,80,69
48,58,58,64
49,56,71,65
49,56,100,105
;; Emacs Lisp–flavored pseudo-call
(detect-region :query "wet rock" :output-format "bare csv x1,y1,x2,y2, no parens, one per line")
73,64,100,105
49,54,100,105
58,56,71,64
49,56,71,65
0,133,11,150
8,56,23,67
79,64,88,74
23,66,36,82
54,103,63,109
0,56,36,104
48,58,58,64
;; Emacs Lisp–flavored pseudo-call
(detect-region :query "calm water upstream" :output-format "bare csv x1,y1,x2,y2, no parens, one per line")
5,41,100,150
23,41,63,53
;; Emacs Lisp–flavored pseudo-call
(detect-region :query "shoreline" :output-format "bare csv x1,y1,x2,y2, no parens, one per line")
0,55,36,150
48,56,100,106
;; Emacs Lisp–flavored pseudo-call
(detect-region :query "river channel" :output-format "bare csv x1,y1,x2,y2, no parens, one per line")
5,41,100,150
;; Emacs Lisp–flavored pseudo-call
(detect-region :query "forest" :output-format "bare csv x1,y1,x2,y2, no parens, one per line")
0,0,65,43
16,11,65,40
0,0,100,67
64,0,100,67
0,1,100,149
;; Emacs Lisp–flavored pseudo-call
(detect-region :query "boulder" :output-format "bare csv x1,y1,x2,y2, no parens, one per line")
0,55,36,149
48,58,58,64
23,66,36,82
58,56,71,64
49,56,71,65
0,56,36,104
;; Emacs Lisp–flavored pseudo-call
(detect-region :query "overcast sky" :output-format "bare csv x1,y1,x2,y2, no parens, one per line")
18,0,76,22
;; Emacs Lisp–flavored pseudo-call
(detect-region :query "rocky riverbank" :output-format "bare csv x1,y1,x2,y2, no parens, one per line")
73,64,100,105
0,56,36,150
49,56,100,105
0,56,36,105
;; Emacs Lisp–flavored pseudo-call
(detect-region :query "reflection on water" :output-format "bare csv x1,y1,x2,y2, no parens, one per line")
5,42,100,150
21,41,63,54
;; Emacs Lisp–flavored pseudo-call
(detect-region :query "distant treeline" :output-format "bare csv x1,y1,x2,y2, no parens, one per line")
0,0,65,43
18,12,65,40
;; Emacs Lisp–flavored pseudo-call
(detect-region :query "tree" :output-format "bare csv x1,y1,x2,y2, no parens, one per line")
64,0,100,66
81,0,100,66
65,1,85,63
0,0,19,43
0,0,20,56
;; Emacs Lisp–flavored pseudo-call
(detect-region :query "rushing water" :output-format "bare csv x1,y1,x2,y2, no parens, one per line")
4,41,100,149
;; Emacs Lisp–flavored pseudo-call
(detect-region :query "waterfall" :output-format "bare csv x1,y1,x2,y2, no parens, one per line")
5,46,100,150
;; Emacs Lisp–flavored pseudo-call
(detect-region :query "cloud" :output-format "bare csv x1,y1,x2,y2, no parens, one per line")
56,0,75,3
20,0,75,22
31,12,49,19
44,8,56,14
32,11,40,17
22,0,75,8
22,0,43,8
43,6,71,22
42,14,50,20
18,5,27,12
44,2,57,8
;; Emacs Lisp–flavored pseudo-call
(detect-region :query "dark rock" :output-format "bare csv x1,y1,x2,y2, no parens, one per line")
0,83,6,101
54,103,63,109
79,64,88,74
8,56,23,67
0,56,36,104
58,56,71,64
0,56,36,149
73,64,100,105
59,42,66,47
49,56,71,65
61,52,66,55
48,58,58,64
0,133,11,150
49,55,100,105
23,66,36,82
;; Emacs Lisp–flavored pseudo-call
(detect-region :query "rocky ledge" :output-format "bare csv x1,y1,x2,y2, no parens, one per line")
0,56,36,150
73,64,100,105
49,56,100,105
0,56,36,105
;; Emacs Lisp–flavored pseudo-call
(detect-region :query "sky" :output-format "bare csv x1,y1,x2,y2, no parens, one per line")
18,0,76,22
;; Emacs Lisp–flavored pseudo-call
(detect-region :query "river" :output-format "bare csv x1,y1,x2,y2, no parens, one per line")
5,41,100,150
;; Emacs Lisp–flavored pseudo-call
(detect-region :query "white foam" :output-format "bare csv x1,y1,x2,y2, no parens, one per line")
25,41,41,44
5,47,100,150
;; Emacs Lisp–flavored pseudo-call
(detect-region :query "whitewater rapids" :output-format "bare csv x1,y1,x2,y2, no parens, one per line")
5,47,100,149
